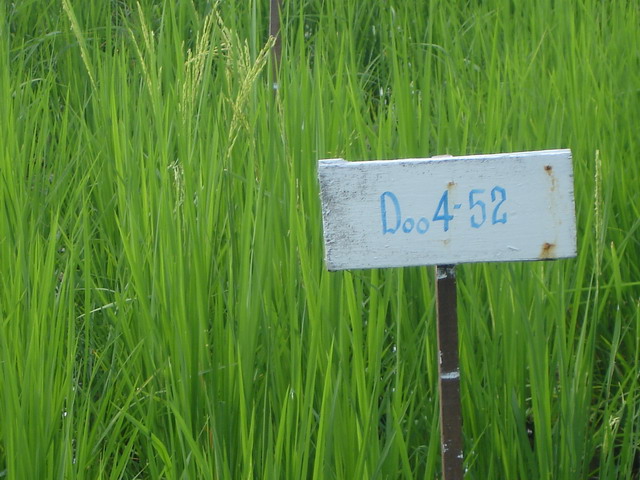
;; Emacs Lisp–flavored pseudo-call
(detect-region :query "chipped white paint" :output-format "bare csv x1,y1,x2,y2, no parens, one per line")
437,265,456,280
318,149,576,270
440,370,461,380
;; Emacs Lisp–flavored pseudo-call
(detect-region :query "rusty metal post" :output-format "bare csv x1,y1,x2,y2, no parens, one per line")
269,0,283,88
435,265,464,479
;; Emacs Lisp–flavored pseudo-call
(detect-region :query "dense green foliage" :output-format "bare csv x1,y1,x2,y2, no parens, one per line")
1,1,638,478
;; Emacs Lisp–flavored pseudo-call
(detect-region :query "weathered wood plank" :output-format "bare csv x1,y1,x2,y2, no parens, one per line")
318,149,576,270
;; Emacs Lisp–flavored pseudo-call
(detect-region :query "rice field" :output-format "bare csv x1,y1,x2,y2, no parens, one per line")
1,1,639,478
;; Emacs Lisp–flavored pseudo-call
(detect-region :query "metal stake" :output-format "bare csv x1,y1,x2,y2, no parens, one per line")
435,265,464,479
269,0,283,88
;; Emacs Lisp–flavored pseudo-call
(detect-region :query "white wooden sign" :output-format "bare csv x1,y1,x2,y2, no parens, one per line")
318,149,576,270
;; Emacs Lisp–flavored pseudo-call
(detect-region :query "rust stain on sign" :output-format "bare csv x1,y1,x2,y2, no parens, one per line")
539,242,556,259
544,164,557,192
